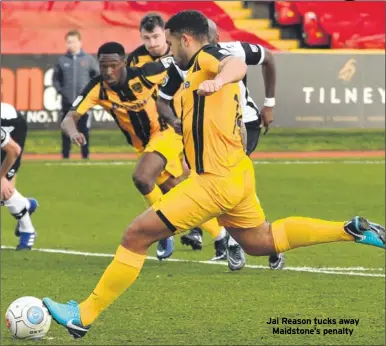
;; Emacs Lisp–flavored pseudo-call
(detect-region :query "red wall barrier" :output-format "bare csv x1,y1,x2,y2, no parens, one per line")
1,1,276,54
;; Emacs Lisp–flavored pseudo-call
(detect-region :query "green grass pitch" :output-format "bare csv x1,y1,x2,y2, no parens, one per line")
1,160,385,345
24,128,385,154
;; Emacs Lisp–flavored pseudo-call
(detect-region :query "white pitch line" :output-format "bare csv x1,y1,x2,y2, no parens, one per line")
42,160,385,167
1,246,384,278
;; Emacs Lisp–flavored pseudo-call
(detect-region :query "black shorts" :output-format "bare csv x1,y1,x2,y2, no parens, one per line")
245,119,261,156
0,112,27,180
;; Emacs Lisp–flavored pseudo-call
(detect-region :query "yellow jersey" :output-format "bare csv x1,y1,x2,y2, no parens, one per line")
179,45,245,176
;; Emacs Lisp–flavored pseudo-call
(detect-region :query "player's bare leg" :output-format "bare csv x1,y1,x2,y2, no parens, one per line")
132,151,180,260
226,223,276,256
226,216,385,258
43,208,174,338
132,152,183,207
132,152,166,199
120,208,174,253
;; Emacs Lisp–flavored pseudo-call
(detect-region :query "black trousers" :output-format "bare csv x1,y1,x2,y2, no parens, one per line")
61,104,90,159
245,120,262,156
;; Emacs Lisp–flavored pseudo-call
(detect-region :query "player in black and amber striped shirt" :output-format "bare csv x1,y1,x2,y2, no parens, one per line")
61,42,184,213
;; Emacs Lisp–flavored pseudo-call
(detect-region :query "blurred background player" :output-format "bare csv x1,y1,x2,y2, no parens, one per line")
156,18,283,270
1,103,38,250
127,13,229,262
53,30,99,160
127,13,170,66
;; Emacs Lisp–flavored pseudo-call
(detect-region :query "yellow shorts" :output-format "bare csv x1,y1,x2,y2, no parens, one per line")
137,130,184,186
153,156,266,233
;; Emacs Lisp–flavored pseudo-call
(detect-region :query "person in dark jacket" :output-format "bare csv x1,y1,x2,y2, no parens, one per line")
53,30,99,159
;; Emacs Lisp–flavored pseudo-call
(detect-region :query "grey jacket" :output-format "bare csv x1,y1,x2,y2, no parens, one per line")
53,50,99,107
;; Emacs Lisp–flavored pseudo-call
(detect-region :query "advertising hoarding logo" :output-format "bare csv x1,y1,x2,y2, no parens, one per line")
1,65,114,127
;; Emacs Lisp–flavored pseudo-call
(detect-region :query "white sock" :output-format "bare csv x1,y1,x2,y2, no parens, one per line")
3,189,35,233
214,227,227,241
228,235,239,247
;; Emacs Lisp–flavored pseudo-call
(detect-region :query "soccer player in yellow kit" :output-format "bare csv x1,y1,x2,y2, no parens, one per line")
43,11,385,339
156,18,283,271
125,13,230,260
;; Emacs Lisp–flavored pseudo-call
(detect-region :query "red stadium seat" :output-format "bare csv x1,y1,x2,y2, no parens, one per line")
319,3,384,49
275,1,385,49
274,1,301,26
302,11,329,46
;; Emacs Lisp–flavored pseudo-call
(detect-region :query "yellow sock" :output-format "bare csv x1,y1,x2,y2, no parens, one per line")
143,186,163,206
200,218,222,239
271,217,354,253
79,246,146,326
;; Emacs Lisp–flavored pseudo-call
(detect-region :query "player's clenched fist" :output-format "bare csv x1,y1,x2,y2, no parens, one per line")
70,132,87,147
197,79,223,96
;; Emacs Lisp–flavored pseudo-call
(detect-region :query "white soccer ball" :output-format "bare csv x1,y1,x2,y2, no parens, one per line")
5,296,51,340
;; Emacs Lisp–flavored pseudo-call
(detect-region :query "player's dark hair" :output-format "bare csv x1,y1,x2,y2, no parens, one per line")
140,13,165,32
97,42,126,59
65,30,81,40
165,10,209,41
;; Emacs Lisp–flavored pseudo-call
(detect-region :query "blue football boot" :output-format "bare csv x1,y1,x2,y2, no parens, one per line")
344,216,385,248
42,298,90,339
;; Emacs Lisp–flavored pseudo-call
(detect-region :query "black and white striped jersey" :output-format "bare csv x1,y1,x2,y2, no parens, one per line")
1,128,10,148
159,41,265,123
1,103,27,149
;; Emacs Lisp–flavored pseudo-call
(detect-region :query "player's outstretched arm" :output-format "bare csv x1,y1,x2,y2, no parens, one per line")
240,42,276,101
259,49,276,134
198,57,247,96
261,48,276,101
259,48,276,134
238,42,276,134
156,97,181,134
61,111,87,147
